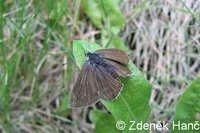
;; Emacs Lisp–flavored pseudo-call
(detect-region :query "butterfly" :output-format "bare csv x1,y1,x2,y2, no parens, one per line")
70,48,132,108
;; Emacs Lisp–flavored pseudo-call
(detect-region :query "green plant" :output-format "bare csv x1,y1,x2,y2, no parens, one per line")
171,77,200,133
73,40,152,133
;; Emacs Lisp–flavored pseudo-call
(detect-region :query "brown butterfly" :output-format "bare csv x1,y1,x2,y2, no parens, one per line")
70,48,132,108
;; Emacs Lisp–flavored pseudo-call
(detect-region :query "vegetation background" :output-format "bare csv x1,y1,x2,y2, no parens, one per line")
0,0,199,133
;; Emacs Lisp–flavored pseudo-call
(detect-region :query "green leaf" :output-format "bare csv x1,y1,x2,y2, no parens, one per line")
89,110,120,133
171,77,200,133
82,0,125,30
101,64,152,133
73,40,152,133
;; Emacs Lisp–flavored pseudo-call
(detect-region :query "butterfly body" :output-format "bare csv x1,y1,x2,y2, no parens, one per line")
71,48,132,108
86,52,103,64
86,52,118,78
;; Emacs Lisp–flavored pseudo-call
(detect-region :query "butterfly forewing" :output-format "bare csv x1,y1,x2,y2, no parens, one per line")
95,48,130,64
70,61,99,108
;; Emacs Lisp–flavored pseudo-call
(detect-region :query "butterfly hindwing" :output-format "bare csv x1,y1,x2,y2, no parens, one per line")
94,66,123,101
104,59,132,77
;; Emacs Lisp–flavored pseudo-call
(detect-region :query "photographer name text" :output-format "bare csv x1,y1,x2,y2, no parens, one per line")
116,121,200,131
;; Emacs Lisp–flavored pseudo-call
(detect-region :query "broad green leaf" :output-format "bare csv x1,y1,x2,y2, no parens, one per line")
73,41,152,132
171,77,200,133
82,0,125,31
101,63,152,133
73,40,152,133
89,110,120,133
